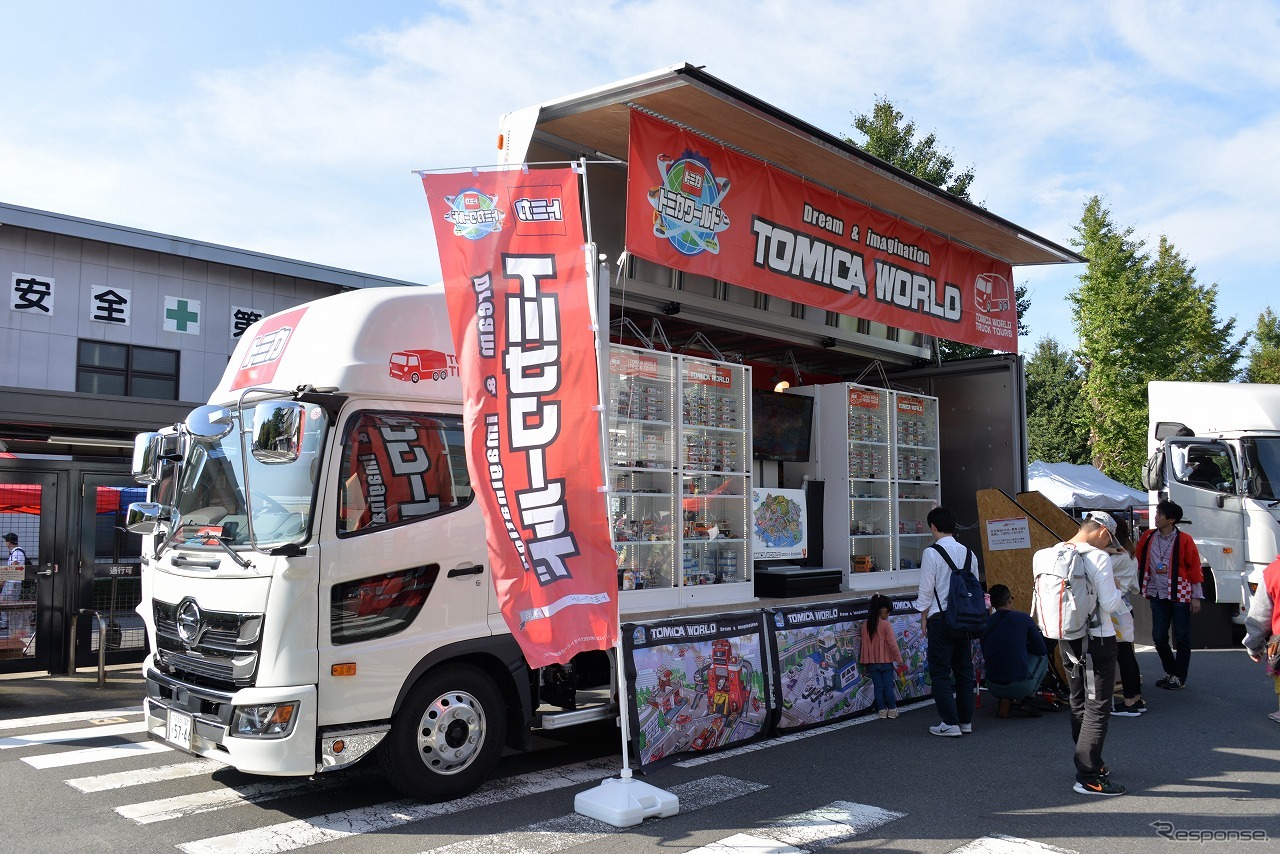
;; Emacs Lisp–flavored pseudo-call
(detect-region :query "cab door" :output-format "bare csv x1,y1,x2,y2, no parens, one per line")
318,406,489,723
1160,438,1245,596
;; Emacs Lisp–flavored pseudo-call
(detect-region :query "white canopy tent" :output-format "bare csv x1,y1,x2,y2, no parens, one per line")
1027,461,1147,511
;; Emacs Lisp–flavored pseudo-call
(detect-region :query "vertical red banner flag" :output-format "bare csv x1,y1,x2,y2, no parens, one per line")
420,168,618,668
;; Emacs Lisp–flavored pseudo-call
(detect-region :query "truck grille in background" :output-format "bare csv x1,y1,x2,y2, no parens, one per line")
154,600,264,691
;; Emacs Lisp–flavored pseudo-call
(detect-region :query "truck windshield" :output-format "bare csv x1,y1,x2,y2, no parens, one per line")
171,403,329,548
1243,437,1280,501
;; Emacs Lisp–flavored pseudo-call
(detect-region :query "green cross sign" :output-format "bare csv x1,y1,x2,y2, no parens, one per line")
165,298,200,333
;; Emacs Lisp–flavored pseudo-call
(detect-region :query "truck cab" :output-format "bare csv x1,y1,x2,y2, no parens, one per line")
1144,381,1280,631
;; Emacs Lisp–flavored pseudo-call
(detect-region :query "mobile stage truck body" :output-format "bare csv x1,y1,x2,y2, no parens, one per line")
124,64,1079,803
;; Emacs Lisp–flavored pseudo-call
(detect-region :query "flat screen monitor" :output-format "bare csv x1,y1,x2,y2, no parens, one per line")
752,389,814,463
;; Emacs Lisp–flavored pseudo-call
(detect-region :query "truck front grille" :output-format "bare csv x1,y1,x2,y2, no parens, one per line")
154,599,264,691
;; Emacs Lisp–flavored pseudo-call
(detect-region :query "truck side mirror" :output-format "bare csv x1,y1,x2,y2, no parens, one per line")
186,405,235,440
132,433,165,485
251,401,305,464
126,501,175,536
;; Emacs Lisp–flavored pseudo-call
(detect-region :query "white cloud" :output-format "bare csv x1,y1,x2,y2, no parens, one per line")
2,0,1277,344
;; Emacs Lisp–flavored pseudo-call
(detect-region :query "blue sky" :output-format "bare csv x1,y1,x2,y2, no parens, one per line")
4,1,1278,353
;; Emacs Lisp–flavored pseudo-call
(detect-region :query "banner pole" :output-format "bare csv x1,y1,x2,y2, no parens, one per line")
572,157,679,827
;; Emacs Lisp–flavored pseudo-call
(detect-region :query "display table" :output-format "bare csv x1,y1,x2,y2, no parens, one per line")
753,565,842,598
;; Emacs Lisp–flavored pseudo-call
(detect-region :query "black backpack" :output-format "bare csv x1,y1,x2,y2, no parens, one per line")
931,544,986,639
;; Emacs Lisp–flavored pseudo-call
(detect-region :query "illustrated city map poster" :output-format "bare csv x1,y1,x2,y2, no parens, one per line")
750,488,807,561
768,596,930,732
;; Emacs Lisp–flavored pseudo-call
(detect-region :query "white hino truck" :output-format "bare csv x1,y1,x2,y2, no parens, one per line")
127,286,622,803
1143,381,1280,636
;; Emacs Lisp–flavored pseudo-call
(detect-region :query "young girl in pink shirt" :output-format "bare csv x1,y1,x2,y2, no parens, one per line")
861,594,905,718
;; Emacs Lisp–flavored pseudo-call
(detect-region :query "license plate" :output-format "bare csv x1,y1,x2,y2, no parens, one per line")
166,710,193,749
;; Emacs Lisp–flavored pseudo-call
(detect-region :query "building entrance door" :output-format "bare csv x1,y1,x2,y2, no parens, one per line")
0,469,63,673
74,474,148,667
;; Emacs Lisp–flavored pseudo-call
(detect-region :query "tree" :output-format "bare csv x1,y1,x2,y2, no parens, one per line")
847,98,975,199
1025,337,1090,465
844,97,1025,359
1245,308,1280,383
1070,196,1248,486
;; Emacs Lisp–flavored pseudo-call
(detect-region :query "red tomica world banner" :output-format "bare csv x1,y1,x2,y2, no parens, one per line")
625,110,1017,352
420,168,618,667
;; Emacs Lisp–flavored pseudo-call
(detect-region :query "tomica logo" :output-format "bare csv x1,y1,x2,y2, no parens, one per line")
442,189,505,240
974,272,1011,314
647,152,731,256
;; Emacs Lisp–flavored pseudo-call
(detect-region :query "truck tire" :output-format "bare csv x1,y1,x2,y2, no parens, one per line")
379,665,506,802
410,372,420,383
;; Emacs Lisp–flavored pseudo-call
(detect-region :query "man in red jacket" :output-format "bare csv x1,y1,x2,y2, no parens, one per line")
1136,500,1203,690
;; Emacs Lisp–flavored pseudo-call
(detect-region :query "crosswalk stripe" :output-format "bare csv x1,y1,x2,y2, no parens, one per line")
67,759,227,793
684,833,801,854
415,775,769,854
689,800,906,853
948,835,1079,854
24,740,171,769
117,769,379,824
0,720,145,749
177,757,621,854
0,707,142,733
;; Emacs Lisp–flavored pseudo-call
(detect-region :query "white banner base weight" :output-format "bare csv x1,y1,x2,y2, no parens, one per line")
574,774,679,827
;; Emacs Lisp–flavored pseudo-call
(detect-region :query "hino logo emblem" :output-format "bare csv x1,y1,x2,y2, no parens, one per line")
175,599,204,646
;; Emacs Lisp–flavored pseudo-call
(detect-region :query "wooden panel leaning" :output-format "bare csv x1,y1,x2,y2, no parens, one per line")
975,488,1077,616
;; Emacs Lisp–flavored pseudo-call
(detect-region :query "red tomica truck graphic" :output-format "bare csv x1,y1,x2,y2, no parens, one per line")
389,349,458,383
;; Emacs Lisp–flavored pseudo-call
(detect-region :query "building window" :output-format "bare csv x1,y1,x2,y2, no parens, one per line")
76,340,179,400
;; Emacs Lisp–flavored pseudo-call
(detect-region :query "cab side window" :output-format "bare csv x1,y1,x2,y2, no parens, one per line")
337,412,473,536
1174,444,1235,493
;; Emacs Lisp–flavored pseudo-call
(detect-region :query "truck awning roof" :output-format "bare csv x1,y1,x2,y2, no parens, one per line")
516,63,1082,268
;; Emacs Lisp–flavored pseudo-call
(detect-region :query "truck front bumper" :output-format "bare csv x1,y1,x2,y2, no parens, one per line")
143,655,317,777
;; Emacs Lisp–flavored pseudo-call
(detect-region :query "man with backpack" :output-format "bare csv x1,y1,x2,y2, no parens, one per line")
1032,511,1127,796
913,506,983,738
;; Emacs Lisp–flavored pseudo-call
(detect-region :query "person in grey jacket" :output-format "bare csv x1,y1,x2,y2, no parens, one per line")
1242,555,1280,724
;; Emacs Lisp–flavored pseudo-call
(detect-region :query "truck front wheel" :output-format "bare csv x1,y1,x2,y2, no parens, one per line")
380,665,506,802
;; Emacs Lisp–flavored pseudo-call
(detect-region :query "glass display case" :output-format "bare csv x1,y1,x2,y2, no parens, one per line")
608,345,753,611
892,393,941,572
846,386,892,576
795,382,940,592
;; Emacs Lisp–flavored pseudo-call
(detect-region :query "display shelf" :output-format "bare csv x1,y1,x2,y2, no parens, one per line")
892,392,940,571
608,345,753,610
792,382,940,590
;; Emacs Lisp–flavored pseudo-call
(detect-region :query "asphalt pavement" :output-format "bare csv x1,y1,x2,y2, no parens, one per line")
0,663,146,718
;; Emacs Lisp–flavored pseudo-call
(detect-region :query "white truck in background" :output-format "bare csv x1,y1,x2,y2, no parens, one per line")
1143,381,1280,636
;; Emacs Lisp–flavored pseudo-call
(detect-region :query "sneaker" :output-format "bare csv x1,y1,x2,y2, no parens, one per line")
1111,701,1141,717
930,722,962,737
1074,776,1126,796
886,709,899,719
1156,675,1185,690
1267,710,1280,723
959,723,973,734
878,709,888,719
1129,699,1149,713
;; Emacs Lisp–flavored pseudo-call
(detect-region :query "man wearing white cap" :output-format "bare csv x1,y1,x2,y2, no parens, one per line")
1033,511,1127,795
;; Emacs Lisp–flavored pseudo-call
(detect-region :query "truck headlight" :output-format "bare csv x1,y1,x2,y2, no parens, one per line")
232,702,298,738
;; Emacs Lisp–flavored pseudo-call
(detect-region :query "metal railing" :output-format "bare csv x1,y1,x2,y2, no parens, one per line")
66,608,108,687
